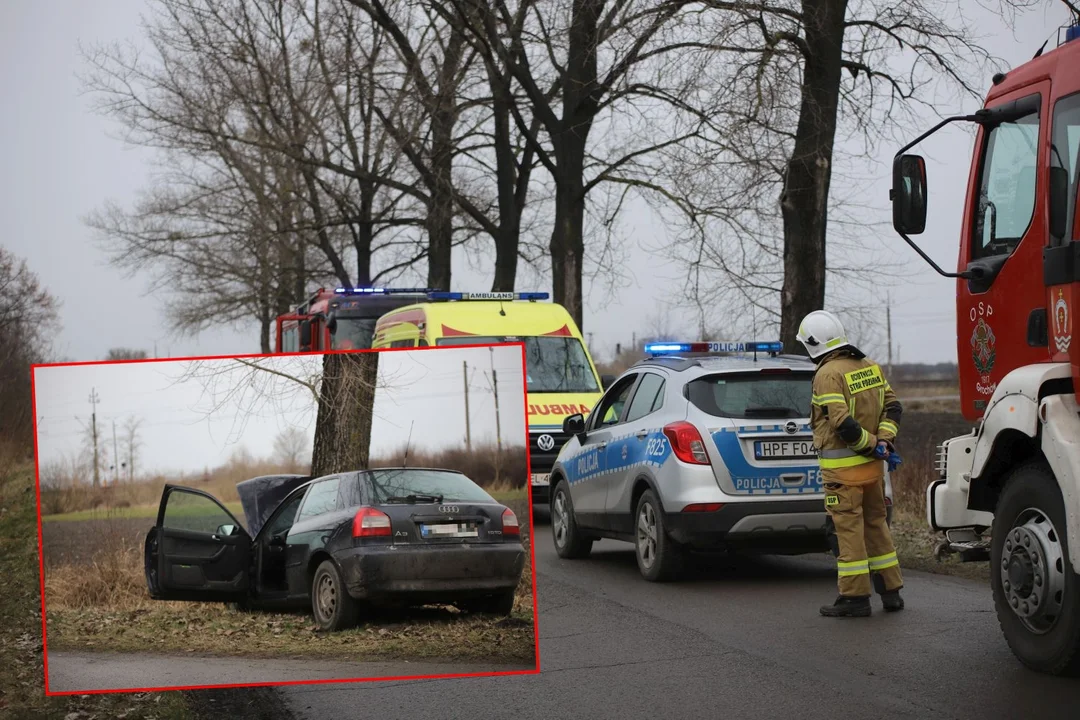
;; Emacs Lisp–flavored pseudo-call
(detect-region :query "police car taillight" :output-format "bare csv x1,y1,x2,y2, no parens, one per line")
353,507,392,537
663,422,710,465
502,508,520,535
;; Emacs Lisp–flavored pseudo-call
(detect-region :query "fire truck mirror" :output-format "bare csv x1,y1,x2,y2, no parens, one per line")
1049,166,1069,241
892,153,928,236
326,312,338,335
299,320,313,348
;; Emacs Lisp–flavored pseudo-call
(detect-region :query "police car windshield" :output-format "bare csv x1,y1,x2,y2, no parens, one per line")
436,336,600,393
687,372,813,419
364,469,495,504
331,318,376,350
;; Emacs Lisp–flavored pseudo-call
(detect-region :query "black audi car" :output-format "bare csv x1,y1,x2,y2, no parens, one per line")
143,467,526,631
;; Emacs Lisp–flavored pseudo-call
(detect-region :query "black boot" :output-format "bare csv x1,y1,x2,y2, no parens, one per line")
819,595,871,617
881,589,904,612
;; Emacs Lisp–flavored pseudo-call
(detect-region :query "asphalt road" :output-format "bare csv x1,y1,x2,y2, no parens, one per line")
46,651,533,693
282,515,1080,720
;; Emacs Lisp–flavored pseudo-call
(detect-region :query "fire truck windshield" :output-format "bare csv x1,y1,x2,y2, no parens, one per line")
330,317,377,350
436,336,600,393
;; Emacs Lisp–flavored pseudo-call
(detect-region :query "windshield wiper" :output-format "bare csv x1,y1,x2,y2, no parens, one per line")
744,406,800,418
384,493,443,504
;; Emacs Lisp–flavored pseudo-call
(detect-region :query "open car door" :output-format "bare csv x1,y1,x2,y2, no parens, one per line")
144,484,251,602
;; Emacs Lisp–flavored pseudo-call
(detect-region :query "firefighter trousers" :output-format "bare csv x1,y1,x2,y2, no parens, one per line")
823,477,903,597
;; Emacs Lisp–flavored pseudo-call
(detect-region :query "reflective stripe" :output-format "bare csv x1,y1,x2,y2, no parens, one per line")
812,393,846,406
868,552,899,571
820,448,858,458
837,559,869,577
820,454,878,469
879,421,898,436
826,337,846,348
851,428,872,452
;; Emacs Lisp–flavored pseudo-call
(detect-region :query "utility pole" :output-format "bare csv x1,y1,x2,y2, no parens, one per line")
112,420,119,485
488,348,502,486
886,293,893,376
463,361,472,451
89,389,100,489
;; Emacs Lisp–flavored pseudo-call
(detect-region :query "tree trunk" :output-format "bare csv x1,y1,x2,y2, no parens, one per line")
490,83,519,292
548,0,601,331
778,0,848,353
310,351,379,476
354,189,375,287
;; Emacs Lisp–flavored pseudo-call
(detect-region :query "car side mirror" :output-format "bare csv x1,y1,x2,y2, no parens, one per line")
563,413,586,437
269,534,286,547
216,524,237,537
601,374,615,390
892,153,928,235
299,320,313,349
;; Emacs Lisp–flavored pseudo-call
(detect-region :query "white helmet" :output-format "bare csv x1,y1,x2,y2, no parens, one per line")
796,310,850,359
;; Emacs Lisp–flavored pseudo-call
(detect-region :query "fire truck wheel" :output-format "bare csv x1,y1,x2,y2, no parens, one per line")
991,461,1080,676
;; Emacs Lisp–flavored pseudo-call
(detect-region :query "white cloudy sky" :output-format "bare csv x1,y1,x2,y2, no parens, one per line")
1,1,1076,365
33,345,526,474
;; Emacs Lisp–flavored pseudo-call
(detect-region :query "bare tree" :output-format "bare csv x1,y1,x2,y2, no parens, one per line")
273,425,311,472
121,416,143,482
105,348,149,361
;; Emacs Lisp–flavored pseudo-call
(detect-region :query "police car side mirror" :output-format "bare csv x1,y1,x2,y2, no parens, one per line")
563,413,586,436
601,374,615,390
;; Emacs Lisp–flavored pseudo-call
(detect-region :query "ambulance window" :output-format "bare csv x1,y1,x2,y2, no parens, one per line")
972,95,1040,259
1050,92,1080,245
623,373,665,423
390,339,415,348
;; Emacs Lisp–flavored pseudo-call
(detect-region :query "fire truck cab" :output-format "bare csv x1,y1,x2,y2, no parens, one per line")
891,20,1080,675
275,287,434,353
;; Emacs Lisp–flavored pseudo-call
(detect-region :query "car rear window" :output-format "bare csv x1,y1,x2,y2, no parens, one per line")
687,372,813,419
364,469,496,504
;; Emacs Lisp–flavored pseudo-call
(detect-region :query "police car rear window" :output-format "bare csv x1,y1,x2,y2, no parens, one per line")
686,372,813,419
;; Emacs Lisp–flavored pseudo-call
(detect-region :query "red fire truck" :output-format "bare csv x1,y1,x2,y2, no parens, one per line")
891,19,1080,674
274,287,435,352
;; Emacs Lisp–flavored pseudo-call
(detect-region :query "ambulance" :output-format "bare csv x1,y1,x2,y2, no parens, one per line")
371,291,613,504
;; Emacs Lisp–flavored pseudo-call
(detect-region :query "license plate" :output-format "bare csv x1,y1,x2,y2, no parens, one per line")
421,523,478,538
530,473,550,486
754,439,816,460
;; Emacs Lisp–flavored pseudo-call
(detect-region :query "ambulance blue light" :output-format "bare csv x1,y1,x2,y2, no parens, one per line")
644,341,784,355
1067,24,1080,44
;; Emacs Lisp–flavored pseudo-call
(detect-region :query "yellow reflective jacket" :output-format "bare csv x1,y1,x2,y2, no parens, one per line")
810,348,902,486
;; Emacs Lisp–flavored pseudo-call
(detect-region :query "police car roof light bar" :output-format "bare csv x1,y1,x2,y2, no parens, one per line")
643,341,784,360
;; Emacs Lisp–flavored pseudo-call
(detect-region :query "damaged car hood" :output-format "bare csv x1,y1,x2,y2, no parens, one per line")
235,474,311,536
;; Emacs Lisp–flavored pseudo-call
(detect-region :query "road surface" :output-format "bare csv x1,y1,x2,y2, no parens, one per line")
46,651,533,693
281,521,1080,720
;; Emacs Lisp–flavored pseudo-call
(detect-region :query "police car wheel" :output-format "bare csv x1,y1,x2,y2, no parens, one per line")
635,490,683,582
551,481,593,559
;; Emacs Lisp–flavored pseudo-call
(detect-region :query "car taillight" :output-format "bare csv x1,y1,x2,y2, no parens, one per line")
682,503,723,512
502,508,520,535
663,421,711,465
352,507,392,537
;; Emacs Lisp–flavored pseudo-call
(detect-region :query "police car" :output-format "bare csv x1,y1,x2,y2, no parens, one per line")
548,341,894,581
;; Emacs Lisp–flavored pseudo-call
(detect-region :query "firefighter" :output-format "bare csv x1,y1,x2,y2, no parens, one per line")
797,310,904,617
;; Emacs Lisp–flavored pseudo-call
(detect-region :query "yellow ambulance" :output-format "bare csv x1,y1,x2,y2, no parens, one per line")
371,291,612,505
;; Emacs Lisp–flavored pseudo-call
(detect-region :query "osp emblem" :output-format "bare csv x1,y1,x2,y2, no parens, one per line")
971,318,997,395
537,434,555,452
784,421,798,435
1054,289,1072,354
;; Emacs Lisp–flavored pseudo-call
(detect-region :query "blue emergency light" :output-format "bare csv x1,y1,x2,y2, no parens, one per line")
643,341,784,355
1067,23,1080,44
333,287,434,294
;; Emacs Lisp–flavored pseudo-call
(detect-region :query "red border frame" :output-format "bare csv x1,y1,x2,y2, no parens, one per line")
32,343,541,696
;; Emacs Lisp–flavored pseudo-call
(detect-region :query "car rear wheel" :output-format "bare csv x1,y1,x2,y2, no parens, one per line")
311,559,359,632
551,481,593,559
460,589,516,616
635,490,684,582
991,462,1080,676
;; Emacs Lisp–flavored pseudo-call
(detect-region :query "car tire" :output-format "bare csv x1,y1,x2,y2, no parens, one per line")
461,589,516,616
635,490,683,582
991,461,1080,676
551,480,593,559
311,559,359,632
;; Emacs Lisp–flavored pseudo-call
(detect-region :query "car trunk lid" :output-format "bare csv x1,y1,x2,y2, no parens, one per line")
378,502,514,544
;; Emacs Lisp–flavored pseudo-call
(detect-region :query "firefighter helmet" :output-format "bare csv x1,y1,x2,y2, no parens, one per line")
796,310,850,360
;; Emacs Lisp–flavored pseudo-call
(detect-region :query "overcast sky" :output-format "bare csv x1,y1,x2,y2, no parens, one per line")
33,345,526,474
1,1,1075,366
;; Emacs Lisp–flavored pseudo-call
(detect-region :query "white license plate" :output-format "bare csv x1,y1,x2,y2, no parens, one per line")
754,439,816,460
421,523,478,538
530,473,550,486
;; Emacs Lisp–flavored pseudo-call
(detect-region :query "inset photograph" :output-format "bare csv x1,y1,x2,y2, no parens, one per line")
34,345,536,694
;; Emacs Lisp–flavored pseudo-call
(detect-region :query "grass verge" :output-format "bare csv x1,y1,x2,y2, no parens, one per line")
891,511,990,582
0,462,194,719
42,502,244,524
